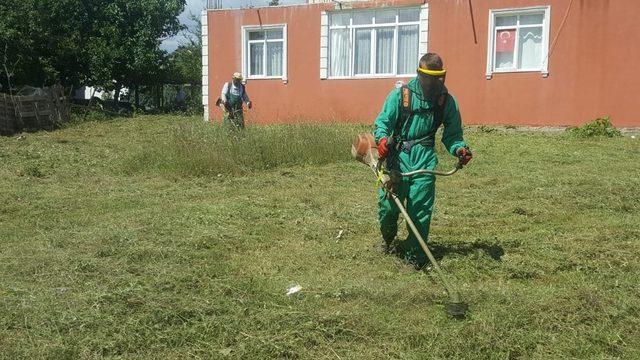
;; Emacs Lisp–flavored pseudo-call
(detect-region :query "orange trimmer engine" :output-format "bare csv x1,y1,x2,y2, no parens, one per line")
351,132,379,170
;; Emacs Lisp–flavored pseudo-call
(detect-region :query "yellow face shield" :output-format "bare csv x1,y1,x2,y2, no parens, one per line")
417,67,447,99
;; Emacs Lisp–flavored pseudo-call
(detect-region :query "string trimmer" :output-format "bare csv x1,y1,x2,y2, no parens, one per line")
351,133,468,319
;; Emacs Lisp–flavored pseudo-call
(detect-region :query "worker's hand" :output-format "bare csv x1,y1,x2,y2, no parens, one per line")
456,147,473,165
378,137,390,159
247,101,253,109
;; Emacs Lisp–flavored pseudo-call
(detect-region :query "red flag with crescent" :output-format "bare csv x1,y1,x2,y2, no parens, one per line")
496,29,516,52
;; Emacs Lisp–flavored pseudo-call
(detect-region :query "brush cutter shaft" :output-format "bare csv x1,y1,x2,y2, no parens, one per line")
401,165,460,177
390,193,460,303
399,158,464,177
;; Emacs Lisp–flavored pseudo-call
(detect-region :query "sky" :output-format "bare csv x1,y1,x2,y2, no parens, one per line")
161,0,307,52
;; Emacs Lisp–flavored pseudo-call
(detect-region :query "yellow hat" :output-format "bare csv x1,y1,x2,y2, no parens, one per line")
232,72,243,80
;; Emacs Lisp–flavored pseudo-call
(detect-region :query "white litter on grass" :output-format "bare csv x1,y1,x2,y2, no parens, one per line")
286,285,302,296
632,135,636,139
335,229,344,241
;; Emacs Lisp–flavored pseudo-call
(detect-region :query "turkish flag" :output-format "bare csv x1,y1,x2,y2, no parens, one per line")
496,29,516,53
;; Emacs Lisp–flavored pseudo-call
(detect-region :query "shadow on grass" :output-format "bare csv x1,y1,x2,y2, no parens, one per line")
430,241,505,262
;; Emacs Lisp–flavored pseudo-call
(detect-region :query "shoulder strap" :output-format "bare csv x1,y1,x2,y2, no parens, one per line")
394,85,413,138
401,86,411,113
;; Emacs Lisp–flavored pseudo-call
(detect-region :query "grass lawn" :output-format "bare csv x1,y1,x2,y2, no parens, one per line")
1,116,639,359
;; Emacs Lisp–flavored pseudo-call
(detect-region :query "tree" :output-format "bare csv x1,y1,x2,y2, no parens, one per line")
163,12,201,111
269,0,280,6
167,13,201,85
168,46,200,85
0,0,91,90
87,0,186,103
0,0,185,107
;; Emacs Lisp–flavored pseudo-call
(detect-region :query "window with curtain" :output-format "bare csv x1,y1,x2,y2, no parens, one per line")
328,8,420,78
488,8,549,75
246,27,285,78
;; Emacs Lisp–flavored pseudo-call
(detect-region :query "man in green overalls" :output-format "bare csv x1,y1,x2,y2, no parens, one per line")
219,72,252,129
373,53,473,268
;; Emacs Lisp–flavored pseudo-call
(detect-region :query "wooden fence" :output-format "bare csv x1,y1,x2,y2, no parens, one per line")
0,86,70,136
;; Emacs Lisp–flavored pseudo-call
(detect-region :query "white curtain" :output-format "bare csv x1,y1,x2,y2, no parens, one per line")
330,29,349,77
266,42,283,76
398,8,419,22
250,43,264,76
330,13,349,26
354,29,371,75
518,27,542,69
376,9,395,24
376,28,393,74
496,52,514,70
397,25,418,75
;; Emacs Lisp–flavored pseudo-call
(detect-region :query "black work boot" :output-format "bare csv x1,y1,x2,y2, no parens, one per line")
405,253,428,271
381,237,395,254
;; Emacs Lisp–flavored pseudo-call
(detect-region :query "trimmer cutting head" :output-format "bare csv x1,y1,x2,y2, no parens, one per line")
445,301,468,319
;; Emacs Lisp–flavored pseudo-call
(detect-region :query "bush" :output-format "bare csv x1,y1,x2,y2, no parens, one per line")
69,102,133,124
569,116,621,138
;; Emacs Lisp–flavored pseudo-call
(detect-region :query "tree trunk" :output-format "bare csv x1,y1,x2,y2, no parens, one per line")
156,86,161,109
113,83,121,107
134,84,140,108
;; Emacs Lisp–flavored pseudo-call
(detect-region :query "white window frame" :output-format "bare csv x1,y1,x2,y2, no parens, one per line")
486,6,551,79
241,24,288,82
201,10,209,122
326,7,422,79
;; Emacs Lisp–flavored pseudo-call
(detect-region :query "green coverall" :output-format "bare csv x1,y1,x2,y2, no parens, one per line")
373,78,468,267
223,91,245,129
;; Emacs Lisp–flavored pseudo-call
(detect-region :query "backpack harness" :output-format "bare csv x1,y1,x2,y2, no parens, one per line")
392,85,447,154
225,82,245,108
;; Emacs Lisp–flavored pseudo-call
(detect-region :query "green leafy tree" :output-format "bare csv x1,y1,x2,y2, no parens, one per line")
168,45,201,86
87,0,186,103
167,13,201,86
0,0,90,90
159,12,202,111
0,0,185,106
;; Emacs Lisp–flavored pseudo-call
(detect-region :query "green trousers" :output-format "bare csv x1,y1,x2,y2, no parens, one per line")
378,154,437,267
223,92,244,129
223,108,244,129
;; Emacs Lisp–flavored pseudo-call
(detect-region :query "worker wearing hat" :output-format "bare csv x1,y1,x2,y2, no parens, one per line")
219,72,252,129
373,53,473,268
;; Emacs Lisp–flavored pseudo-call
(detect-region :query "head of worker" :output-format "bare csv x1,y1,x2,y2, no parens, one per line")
232,72,243,87
417,53,446,104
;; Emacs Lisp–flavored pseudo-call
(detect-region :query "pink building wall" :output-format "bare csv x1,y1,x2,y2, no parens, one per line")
206,0,640,127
